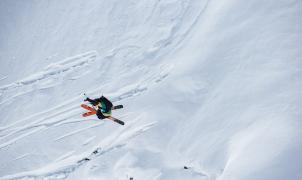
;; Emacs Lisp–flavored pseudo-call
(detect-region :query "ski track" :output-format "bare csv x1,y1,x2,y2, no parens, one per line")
0,126,45,150
0,76,8,81
0,95,82,132
0,51,97,92
0,121,157,180
81,136,96,146
12,154,31,162
0,108,80,141
0,67,167,150
0,39,172,108
54,151,76,162
0,66,168,150
54,122,104,141
53,118,90,127
0,52,171,134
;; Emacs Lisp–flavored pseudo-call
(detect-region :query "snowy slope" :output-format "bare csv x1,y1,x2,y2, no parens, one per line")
0,0,302,180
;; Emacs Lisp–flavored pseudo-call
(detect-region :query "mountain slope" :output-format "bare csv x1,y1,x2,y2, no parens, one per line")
0,0,301,180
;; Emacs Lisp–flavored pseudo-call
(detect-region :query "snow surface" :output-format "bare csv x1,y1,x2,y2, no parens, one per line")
0,0,302,180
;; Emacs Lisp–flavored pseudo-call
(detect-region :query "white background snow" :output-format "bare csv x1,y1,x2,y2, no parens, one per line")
0,0,302,180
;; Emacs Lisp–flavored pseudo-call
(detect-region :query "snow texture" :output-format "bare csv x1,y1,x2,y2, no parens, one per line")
0,0,302,180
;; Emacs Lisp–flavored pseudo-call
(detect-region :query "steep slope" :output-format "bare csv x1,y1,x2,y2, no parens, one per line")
136,1,302,180
0,0,302,180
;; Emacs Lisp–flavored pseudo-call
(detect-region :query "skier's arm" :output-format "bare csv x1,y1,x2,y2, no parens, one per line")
85,97,99,106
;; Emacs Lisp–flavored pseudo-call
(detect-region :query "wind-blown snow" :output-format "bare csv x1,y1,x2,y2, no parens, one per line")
0,0,301,180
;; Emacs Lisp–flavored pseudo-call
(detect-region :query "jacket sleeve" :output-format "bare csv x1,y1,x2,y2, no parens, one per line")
86,98,99,106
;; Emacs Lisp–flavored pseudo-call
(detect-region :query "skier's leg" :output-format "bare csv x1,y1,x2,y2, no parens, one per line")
96,110,106,119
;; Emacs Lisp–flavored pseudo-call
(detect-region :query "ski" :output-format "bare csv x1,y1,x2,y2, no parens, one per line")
81,104,96,117
81,104,125,125
81,104,123,117
111,105,123,110
81,104,96,112
107,116,125,125
82,111,96,117
81,104,122,111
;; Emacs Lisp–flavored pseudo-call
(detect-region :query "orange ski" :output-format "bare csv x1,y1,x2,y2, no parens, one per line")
81,104,96,117
82,111,96,117
81,104,125,125
81,104,96,112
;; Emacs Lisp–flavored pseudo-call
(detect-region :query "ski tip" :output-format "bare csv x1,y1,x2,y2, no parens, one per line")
114,119,125,125
112,105,123,110
119,121,125,126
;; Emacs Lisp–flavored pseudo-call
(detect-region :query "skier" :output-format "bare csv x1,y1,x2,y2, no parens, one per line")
84,95,113,119
81,94,124,125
